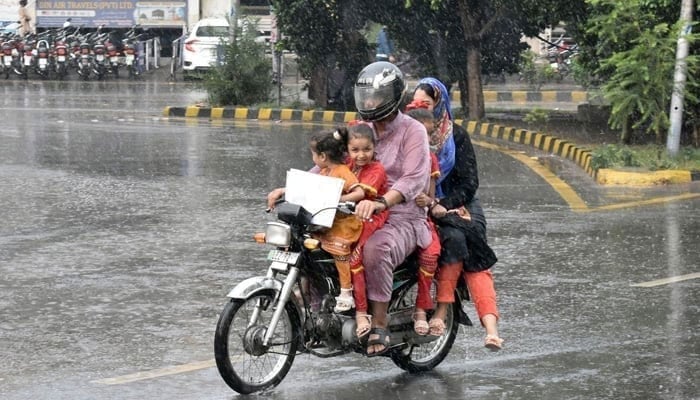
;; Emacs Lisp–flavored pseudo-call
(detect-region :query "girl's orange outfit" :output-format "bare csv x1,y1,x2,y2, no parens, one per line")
317,164,363,290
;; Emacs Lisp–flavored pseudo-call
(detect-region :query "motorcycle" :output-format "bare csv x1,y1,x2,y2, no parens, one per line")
214,200,473,394
34,39,50,79
76,39,91,80
0,35,16,79
52,36,69,79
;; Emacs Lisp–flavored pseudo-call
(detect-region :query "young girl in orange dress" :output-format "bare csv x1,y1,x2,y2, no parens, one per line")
309,130,367,313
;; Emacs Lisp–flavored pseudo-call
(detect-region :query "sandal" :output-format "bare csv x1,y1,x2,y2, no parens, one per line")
366,327,391,357
355,312,372,339
413,310,429,336
334,288,355,313
484,334,503,351
428,317,446,336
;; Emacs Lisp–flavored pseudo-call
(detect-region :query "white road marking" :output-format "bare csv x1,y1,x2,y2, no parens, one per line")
631,272,700,287
92,359,216,385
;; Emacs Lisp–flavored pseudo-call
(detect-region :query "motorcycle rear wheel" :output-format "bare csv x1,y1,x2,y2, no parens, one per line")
389,283,458,372
214,291,300,394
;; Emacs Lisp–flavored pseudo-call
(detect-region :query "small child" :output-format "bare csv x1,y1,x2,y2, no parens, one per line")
338,122,389,338
405,102,442,336
267,129,367,312
309,130,367,313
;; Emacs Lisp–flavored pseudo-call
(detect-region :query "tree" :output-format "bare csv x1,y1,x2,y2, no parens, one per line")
203,23,272,106
399,0,587,119
271,0,373,109
272,0,586,116
584,0,699,144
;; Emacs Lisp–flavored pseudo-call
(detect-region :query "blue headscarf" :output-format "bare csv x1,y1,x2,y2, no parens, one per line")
416,77,455,198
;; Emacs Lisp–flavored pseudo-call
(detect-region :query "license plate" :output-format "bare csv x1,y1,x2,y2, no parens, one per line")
39,58,47,66
267,249,300,265
57,55,65,62
110,56,118,62
96,54,104,61
126,54,134,63
3,57,10,66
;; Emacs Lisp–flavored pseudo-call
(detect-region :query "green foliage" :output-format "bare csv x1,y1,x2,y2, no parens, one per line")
591,144,640,170
202,25,272,106
518,50,558,89
585,0,700,144
523,108,550,126
590,144,700,171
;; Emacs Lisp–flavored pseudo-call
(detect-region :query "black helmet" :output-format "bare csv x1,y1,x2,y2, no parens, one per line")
354,61,406,121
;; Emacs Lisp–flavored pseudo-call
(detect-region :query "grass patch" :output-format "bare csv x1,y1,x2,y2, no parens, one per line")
590,144,700,171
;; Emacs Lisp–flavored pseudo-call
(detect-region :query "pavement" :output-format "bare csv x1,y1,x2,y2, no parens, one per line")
151,59,698,186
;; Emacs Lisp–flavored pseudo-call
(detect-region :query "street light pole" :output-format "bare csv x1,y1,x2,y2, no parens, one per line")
666,0,694,157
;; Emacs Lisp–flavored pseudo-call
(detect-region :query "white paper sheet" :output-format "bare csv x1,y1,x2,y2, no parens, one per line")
284,169,344,227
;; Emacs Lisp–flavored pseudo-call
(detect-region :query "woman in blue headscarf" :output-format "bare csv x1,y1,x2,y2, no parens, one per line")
412,77,503,351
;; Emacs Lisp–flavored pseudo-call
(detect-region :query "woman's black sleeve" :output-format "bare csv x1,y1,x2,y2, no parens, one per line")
439,125,479,210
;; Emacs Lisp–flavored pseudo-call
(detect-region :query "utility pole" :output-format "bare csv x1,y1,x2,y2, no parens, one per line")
667,0,694,157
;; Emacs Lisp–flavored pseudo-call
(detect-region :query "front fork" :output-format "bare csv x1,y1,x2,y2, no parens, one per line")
226,263,300,347
262,266,299,346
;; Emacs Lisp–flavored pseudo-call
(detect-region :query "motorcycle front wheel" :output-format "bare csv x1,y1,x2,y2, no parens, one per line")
389,283,458,372
214,291,300,394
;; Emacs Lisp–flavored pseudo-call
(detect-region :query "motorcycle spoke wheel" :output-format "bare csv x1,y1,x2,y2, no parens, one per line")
214,292,299,394
389,282,458,372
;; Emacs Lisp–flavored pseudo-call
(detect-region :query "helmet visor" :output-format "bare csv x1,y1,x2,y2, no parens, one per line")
354,84,396,115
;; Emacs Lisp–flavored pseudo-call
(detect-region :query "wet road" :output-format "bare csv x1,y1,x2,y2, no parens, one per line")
1,81,698,400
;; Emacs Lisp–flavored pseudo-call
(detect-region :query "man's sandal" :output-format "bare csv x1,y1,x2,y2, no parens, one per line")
413,310,429,336
485,334,504,351
355,312,372,339
428,317,446,336
366,327,391,357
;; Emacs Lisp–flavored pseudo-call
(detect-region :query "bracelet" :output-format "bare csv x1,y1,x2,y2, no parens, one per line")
429,198,438,210
375,196,389,209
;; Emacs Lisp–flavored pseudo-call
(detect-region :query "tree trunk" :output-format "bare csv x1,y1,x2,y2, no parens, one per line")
620,118,632,144
308,65,328,106
466,43,485,120
458,78,469,118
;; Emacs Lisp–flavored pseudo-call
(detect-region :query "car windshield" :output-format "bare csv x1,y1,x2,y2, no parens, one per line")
196,26,229,37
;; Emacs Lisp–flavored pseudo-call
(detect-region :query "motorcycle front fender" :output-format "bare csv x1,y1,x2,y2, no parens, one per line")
227,276,283,299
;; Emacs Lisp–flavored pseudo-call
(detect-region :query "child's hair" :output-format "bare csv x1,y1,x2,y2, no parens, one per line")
406,108,434,124
310,130,346,164
333,122,376,148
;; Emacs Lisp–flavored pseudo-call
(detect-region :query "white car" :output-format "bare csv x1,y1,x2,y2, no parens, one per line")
182,17,230,76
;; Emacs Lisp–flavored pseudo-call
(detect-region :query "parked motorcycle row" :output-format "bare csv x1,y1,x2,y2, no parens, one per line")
0,23,148,81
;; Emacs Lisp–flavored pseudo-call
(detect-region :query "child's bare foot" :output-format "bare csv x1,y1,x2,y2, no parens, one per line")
484,334,503,351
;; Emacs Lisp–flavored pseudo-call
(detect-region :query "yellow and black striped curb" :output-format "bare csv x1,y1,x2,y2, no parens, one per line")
164,106,360,123
458,119,595,175
163,106,698,185
458,120,699,185
451,90,597,104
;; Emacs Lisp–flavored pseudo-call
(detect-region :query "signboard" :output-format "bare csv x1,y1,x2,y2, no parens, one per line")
0,0,18,25
35,1,187,28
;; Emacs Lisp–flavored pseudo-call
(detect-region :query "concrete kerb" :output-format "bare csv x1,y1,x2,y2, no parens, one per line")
162,106,698,186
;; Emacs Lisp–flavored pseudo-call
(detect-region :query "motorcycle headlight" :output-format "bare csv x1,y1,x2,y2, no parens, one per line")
265,222,291,247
